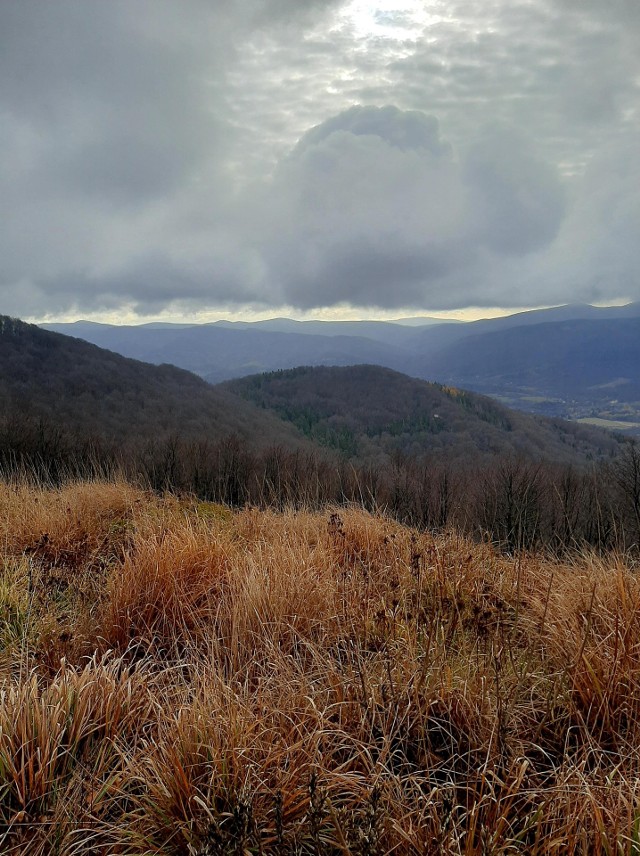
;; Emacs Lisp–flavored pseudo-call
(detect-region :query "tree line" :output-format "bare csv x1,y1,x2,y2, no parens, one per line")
1,412,639,554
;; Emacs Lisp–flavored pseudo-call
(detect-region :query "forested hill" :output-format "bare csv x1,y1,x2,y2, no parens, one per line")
223,364,621,465
0,316,306,449
43,306,640,431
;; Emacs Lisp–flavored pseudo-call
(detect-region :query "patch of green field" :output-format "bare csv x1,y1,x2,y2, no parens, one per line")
577,416,640,431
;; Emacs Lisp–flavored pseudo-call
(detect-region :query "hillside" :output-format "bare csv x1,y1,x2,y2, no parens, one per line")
223,364,621,465
411,301,640,355
421,317,640,428
43,305,640,431
42,320,411,383
1,319,632,549
0,316,306,450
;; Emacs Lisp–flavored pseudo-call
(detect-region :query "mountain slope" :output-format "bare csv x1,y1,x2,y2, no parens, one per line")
39,306,640,432
419,318,640,425
42,321,413,382
410,302,640,360
223,365,621,465
0,316,307,449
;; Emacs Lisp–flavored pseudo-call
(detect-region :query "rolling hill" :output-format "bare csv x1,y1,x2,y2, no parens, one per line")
0,316,307,450
222,364,621,465
42,304,640,431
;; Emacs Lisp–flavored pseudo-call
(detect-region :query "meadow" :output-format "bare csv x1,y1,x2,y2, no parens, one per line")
1,477,640,854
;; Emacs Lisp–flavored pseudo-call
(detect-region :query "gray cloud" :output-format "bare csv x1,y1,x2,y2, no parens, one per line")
293,105,451,157
388,0,639,175
0,0,329,315
252,106,565,308
463,128,565,255
0,1,244,220
528,131,640,303
0,0,638,318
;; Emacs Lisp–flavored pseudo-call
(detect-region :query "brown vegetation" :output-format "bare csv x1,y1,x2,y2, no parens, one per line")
2,477,640,853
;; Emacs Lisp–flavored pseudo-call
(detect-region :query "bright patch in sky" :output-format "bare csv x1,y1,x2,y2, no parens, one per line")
343,0,446,39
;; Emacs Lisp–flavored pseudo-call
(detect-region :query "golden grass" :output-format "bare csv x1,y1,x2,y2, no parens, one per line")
1,478,640,853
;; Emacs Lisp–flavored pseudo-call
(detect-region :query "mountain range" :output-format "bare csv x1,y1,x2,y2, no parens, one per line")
43,303,640,433
2,315,622,469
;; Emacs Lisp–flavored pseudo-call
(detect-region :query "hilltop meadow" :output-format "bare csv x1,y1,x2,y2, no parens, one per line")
4,318,640,852
4,0,640,849
2,475,640,854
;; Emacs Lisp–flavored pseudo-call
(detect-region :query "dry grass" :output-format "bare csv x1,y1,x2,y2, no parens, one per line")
1,478,640,853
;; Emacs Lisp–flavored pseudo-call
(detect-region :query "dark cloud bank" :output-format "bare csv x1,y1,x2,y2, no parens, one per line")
0,0,638,318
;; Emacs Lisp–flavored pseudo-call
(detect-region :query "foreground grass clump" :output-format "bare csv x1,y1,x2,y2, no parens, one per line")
1,479,640,853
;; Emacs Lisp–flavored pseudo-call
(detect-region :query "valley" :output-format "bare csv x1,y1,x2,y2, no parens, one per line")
3,313,640,852
2,314,638,555
44,303,640,435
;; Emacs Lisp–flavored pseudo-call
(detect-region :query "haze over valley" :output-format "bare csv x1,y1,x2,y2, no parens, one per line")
6,0,640,436
45,302,640,435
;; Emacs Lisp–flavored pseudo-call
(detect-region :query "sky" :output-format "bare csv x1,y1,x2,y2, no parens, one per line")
1,0,639,323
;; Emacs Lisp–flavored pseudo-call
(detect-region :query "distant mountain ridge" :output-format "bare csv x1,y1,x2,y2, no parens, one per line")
423,318,640,391
42,319,412,382
0,315,623,472
42,304,640,431
418,317,640,428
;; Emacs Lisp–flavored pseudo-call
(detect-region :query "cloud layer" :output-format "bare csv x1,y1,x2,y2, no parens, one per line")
0,0,638,318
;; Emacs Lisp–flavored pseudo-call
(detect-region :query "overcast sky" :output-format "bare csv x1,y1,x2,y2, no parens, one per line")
1,0,639,322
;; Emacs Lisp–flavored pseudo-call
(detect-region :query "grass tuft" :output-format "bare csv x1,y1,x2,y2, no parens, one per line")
1,478,640,852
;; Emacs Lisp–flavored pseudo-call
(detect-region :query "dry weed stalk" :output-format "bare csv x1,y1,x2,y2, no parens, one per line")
0,479,639,852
